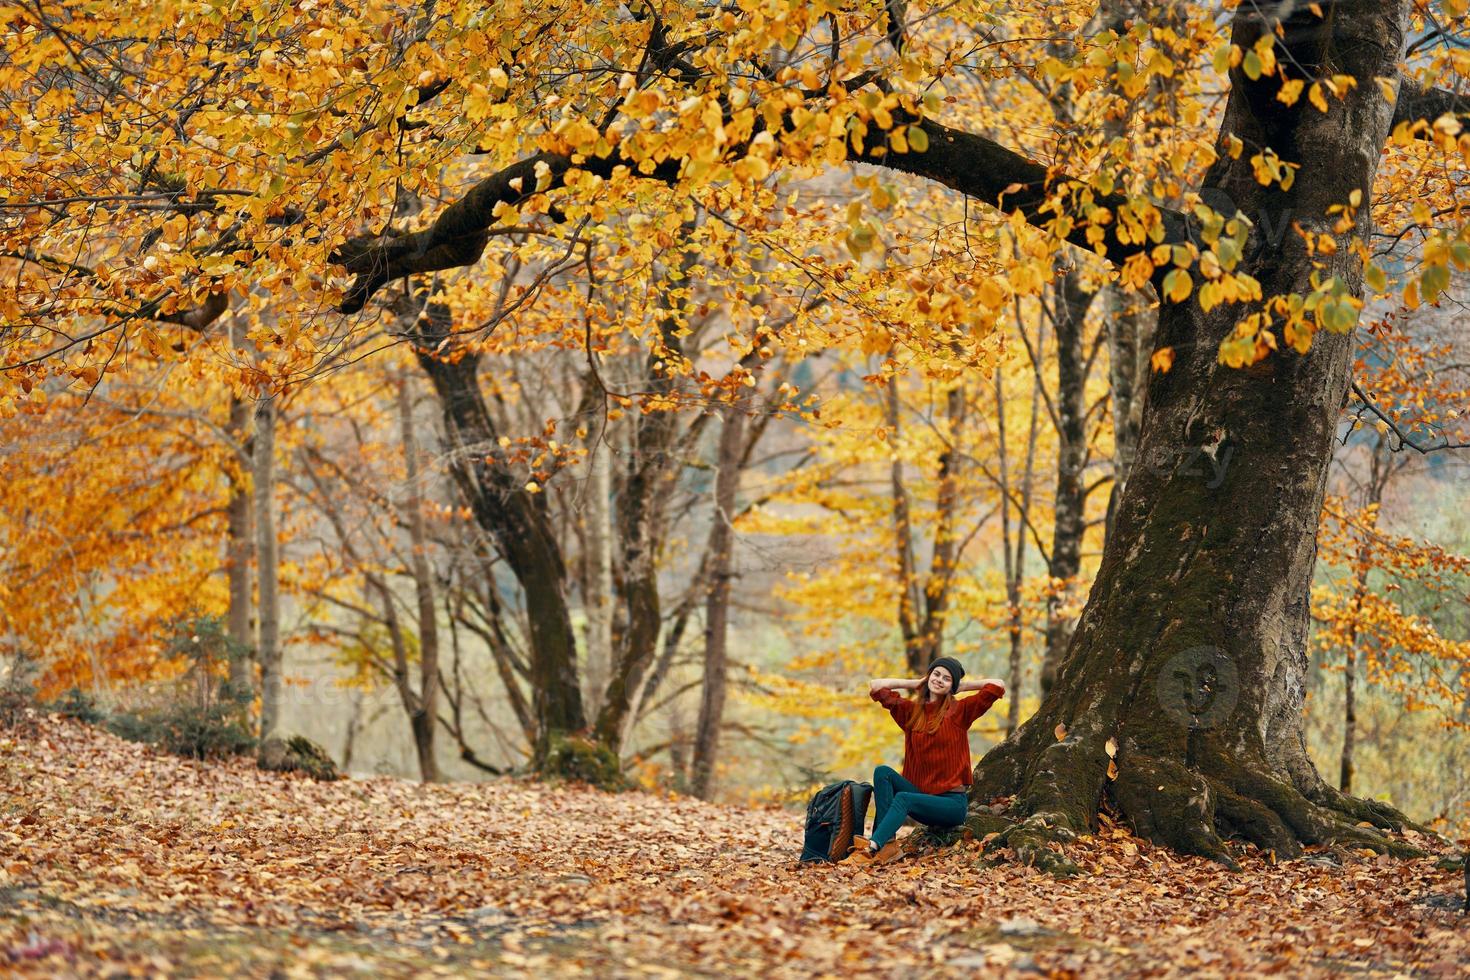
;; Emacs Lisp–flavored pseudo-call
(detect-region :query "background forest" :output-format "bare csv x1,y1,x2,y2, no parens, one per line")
2,0,1469,846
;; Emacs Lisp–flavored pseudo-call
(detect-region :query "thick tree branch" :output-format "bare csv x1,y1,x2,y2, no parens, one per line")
1393,81,1470,132
334,152,681,313
854,116,1193,269
157,287,230,332
333,112,1195,314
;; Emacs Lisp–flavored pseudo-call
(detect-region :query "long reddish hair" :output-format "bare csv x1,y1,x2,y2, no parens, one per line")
903,674,955,734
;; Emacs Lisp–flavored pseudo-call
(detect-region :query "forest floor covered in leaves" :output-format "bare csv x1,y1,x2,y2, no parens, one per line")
2,717,1466,978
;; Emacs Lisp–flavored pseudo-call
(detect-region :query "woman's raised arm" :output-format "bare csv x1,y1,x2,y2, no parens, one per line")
956,677,1006,694
868,677,922,693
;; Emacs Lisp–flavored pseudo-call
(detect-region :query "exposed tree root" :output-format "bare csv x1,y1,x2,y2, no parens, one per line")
1210,753,1426,860
1209,779,1298,860
968,734,1100,878
962,810,1014,841
1011,735,1109,840
1304,779,1439,839
994,817,1084,878
1111,755,1241,868
965,735,1429,878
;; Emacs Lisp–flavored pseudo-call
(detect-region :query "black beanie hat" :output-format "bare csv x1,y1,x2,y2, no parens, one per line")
927,656,965,691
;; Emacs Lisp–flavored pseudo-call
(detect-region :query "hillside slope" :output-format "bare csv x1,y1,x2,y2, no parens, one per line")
2,717,1465,977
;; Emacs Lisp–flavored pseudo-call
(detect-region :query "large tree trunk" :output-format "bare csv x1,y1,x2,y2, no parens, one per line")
398,375,441,783
971,0,1421,870
253,395,282,741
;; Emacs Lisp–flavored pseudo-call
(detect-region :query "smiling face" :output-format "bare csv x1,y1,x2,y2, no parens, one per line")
926,666,954,698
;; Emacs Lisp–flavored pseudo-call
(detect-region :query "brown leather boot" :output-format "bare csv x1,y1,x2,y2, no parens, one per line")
840,845,875,867
871,840,904,865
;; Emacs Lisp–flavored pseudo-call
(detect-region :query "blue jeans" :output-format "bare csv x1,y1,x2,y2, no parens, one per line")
869,765,967,847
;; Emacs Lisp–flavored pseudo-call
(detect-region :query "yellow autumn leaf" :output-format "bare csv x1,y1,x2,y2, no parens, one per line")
1162,268,1192,302
1308,82,1329,113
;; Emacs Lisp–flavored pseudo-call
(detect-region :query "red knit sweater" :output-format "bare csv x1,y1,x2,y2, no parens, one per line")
871,683,1006,795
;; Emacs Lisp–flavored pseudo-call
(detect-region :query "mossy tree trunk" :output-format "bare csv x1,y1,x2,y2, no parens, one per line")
971,0,1424,870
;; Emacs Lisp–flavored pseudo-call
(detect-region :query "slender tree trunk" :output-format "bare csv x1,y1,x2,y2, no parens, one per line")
398,375,440,783
914,384,968,666
594,250,695,748
414,319,585,764
886,372,923,673
994,357,1041,734
226,394,256,696
253,395,282,740
341,689,364,774
582,436,615,719
668,698,691,789
474,568,538,746
691,398,747,799
1340,622,1357,794
1338,544,1373,797
1339,440,1388,794
1041,269,1093,696
971,0,1420,868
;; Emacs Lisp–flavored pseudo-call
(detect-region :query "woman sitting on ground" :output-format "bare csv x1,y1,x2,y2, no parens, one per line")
845,656,1006,866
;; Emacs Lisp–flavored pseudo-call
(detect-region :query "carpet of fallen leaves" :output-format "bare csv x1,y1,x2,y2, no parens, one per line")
2,716,1466,978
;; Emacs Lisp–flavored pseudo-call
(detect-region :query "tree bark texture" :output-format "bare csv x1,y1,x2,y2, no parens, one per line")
971,0,1422,870
1102,286,1155,548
